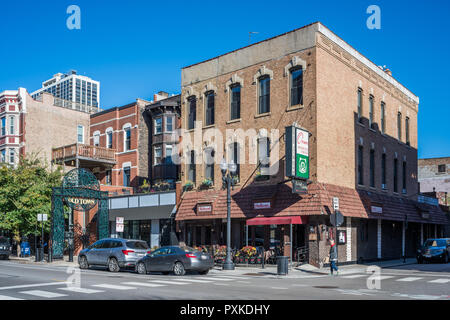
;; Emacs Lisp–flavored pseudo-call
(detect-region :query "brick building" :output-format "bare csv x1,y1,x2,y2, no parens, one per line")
176,22,447,265
1,88,91,167
419,157,450,206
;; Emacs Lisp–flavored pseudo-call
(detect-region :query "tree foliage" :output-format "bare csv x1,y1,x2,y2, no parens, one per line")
0,155,63,242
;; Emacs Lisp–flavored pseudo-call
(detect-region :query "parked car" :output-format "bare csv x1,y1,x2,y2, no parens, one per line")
78,238,150,272
0,237,11,260
135,246,214,276
417,238,450,264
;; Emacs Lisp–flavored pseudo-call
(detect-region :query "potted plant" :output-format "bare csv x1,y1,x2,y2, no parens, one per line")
200,178,213,189
183,180,194,191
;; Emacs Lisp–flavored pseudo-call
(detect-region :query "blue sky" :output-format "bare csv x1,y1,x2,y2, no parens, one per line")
0,0,449,158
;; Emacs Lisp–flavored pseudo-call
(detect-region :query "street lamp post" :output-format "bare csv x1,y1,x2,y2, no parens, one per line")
220,158,237,271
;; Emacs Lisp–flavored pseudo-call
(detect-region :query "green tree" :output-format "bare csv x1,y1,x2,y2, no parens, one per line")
0,155,63,255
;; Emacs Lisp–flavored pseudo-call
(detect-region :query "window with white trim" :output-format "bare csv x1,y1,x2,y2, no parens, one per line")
93,132,100,147
124,127,131,151
1,117,5,136
154,146,162,165
107,130,113,149
9,116,14,135
154,117,162,134
77,125,84,143
165,116,174,132
290,67,303,106
165,145,173,165
258,76,270,114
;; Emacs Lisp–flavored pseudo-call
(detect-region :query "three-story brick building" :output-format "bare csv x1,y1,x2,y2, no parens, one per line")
175,22,447,265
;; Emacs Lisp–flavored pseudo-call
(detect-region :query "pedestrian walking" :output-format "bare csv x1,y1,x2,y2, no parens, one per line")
329,239,338,275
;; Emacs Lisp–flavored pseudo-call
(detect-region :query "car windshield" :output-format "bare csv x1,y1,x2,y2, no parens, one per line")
424,240,446,247
126,241,149,249
0,237,9,245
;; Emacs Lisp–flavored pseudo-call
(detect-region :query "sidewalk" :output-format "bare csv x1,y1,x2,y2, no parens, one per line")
212,258,418,278
7,255,78,267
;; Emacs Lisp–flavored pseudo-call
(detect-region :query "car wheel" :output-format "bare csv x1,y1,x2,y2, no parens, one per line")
108,257,120,272
199,269,209,275
173,262,185,276
136,262,147,275
79,256,89,269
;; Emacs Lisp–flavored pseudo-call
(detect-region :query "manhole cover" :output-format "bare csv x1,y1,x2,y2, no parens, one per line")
314,286,339,289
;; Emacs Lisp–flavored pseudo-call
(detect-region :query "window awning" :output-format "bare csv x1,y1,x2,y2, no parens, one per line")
246,216,308,226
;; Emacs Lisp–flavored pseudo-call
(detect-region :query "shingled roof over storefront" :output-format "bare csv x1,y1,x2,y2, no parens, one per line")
176,182,368,221
176,182,448,225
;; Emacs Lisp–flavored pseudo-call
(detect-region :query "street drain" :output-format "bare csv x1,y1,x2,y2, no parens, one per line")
314,286,339,289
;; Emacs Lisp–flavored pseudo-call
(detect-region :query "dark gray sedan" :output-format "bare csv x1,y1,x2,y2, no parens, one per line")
135,246,214,276
0,237,11,260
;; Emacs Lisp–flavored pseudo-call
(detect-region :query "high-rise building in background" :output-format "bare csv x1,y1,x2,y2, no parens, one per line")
31,70,100,113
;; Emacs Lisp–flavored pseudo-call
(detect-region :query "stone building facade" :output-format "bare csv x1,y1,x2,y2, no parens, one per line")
419,157,450,206
176,22,447,266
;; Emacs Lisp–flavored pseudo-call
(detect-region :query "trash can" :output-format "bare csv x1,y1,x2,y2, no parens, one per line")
276,256,289,275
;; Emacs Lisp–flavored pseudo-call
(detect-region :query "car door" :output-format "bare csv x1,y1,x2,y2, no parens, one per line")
162,247,179,271
98,240,113,266
146,248,168,272
86,240,103,265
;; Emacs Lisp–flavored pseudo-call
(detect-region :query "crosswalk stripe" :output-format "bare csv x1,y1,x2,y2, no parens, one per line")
59,287,104,294
93,284,136,290
170,279,212,283
396,277,422,282
428,279,450,284
122,282,165,288
196,277,234,281
0,295,24,300
342,274,366,279
210,275,250,280
149,280,190,285
19,290,68,298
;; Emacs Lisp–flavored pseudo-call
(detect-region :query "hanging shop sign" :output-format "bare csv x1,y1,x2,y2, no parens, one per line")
116,217,124,233
285,125,310,180
292,178,307,194
371,206,383,214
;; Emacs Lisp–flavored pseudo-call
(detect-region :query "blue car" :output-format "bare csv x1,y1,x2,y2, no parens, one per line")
417,238,450,264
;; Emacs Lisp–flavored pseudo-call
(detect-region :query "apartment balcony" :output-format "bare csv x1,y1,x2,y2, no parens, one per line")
52,143,116,169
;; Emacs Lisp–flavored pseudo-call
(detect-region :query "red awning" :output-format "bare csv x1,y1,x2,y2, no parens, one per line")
246,216,308,226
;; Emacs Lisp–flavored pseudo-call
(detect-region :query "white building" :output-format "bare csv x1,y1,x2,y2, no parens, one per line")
31,70,100,111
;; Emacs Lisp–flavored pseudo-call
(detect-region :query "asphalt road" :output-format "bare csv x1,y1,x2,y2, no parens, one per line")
0,260,449,300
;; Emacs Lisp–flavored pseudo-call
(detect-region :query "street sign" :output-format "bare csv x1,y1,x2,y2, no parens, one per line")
330,210,344,227
332,197,339,211
292,179,307,194
37,214,48,222
116,217,124,233
285,125,310,180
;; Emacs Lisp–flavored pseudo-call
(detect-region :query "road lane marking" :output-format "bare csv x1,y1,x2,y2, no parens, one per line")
93,284,136,290
196,277,234,281
170,279,213,283
20,290,68,298
271,287,288,290
149,280,189,285
59,287,105,294
428,279,450,284
396,277,422,282
122,282,165,287
0,282,71,291
0,295,24,300
213,283,230,286
210,275,250,280
342,274,367,279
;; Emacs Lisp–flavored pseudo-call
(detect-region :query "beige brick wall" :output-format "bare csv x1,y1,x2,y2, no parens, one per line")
24,92,90,166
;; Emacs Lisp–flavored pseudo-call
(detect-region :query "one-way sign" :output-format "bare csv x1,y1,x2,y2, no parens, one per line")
330,210,344,227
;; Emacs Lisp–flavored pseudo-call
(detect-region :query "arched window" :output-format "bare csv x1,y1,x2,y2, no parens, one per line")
187,96,196,130
290,67,303,106
230,84,241,120
257,137,270,179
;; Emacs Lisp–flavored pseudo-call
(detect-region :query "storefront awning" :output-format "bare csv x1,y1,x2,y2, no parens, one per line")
246,216,308,226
